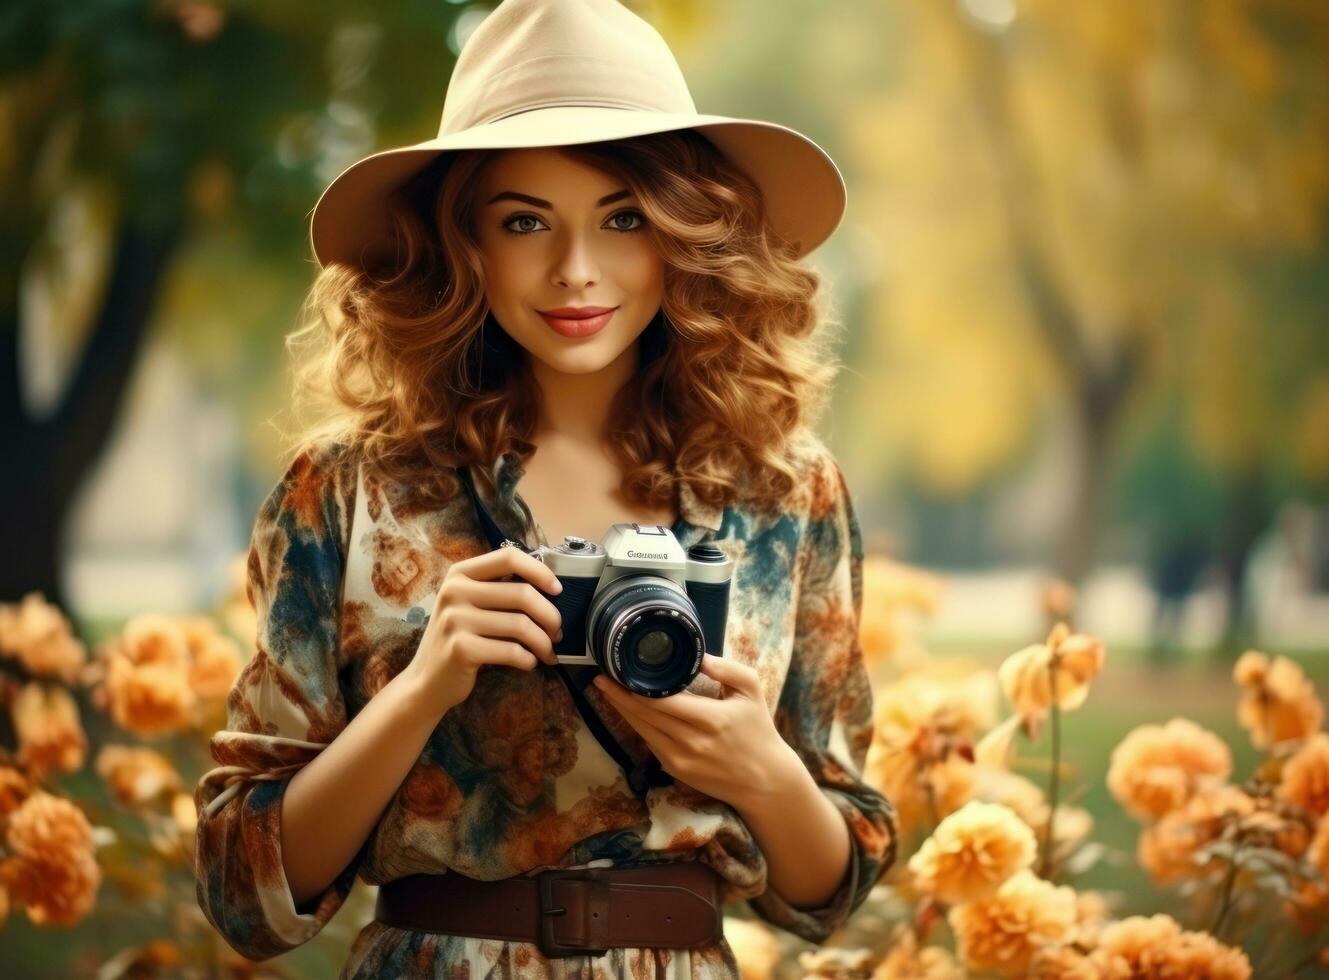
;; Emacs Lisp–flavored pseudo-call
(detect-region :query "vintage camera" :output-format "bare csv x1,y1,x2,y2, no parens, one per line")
506,523,733,698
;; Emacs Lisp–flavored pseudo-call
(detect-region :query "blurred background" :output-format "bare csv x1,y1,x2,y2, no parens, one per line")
2,0,1327,976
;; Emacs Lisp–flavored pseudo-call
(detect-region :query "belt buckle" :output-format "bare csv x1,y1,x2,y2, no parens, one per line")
537,866,611,959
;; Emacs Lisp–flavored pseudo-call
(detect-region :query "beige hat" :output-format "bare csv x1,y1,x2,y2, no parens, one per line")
308,0,847,272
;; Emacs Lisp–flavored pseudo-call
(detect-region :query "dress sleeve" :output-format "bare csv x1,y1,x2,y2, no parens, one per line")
193,441,362,962
746,450,899,944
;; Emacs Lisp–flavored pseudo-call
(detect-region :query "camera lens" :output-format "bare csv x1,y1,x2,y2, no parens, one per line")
636,629,673,667
589,577,705,696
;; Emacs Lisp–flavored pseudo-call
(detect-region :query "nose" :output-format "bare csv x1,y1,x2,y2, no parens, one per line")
550,228,600,289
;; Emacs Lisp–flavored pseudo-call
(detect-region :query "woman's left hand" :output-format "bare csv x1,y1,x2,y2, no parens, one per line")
592,653,800,809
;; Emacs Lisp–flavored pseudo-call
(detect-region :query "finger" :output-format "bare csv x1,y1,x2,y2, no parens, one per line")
698,653,759,698
459,579,563,641
598,680,716,727
596,680,702,743
600,690,683,759
457,633,540,672
457,546,563,597
456,606,556,664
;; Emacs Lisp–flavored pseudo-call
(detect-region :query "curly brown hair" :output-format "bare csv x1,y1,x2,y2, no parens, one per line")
278,129,845,515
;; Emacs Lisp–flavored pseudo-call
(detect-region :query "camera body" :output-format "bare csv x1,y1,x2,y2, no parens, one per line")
521,522,734,698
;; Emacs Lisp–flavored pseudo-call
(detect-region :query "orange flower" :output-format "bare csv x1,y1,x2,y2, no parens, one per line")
1069,890,1112,948
119,613,191,668
104,650,196,737
1106,718,1231,822
185,629,243,702
1239,805,1313,858
998,623,1104,739
1279,731,1329,818
94,745,182,808
799,946,877,978
106,655,195,733
12,683,87,778
92,612,240,736
864,670,993,838
859,557,944,665
867,749,974,842
1309,813,1329,875
909,801,1036,904
1028,945,1097,980
170,792,198,865
0,790,101,927
875,668,999,743
1233,650,1322,748
1088,914,1180,970
1089,914,1251,979
1296,815,1329,913
1134,786,1311,885
0,763,33,816
1138,786,1253,883
947,869,1078,976
0,593,87,684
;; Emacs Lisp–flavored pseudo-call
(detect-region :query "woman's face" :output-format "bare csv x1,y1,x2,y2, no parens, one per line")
473,147,665,378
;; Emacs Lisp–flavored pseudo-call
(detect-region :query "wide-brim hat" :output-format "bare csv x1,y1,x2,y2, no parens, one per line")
309,0,847,273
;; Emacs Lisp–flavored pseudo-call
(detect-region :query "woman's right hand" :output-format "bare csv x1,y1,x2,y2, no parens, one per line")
402,546,565,718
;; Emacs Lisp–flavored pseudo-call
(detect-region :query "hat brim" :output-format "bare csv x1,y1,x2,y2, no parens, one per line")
308,105,846,271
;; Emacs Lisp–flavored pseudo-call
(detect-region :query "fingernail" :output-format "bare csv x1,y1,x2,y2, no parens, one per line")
555,628,564,642
551,579,564,594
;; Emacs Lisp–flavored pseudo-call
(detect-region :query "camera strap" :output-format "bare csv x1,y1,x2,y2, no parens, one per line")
454,464,675,797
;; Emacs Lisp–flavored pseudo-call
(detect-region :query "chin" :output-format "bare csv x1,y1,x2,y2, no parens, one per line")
525,325,642,374
530,342,627,375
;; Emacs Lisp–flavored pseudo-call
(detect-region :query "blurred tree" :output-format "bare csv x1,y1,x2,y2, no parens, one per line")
0,1,469,611
845,0,1329,601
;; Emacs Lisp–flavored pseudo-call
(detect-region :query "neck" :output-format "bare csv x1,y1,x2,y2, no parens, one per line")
529,342,639,445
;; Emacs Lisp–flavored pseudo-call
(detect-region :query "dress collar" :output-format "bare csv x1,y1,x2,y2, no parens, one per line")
468,449,724,552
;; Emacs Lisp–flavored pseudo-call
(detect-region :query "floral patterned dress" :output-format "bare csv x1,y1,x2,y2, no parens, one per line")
193,435,898,979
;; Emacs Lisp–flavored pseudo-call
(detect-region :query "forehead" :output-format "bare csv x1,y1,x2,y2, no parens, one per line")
478,147,623,201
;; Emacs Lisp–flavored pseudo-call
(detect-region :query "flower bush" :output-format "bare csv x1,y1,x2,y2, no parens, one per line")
0,555,264,976
730,569,1328,980
2,550,1328,978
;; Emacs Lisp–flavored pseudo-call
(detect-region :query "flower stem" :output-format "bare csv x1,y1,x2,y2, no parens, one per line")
1039,659,1061,878
1209,839,1242,939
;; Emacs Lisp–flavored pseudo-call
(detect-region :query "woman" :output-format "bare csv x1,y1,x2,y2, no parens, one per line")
193,1,897,977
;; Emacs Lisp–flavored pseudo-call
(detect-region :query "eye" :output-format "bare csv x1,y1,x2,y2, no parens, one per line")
607,209,646,233
499,209,647,237
500,213,548,236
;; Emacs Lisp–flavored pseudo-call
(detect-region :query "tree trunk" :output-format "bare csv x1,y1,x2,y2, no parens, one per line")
0,219,184,630
1213,465,1267,661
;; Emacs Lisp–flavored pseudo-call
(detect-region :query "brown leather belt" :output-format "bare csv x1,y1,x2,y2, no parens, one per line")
374,862,724,959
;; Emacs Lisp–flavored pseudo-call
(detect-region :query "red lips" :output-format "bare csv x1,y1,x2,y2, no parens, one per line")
539,306,616,318
537,305,619,339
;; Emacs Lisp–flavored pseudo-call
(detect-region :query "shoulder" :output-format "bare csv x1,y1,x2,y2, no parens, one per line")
258,439,360,547
783,430,851,526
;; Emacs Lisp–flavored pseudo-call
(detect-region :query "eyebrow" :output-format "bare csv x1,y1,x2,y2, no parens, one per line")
484,189,634,209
